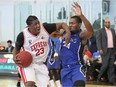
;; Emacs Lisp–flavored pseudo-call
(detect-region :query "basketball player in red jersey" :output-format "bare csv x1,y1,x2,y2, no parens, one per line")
13,15,71,87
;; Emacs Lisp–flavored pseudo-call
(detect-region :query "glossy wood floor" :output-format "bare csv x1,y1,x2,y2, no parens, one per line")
0,76,115,87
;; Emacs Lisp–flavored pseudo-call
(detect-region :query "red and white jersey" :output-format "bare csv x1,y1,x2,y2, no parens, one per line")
22,25,49,63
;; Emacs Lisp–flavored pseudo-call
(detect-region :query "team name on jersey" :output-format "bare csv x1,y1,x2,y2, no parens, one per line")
30,41,47,51
30,41,48,56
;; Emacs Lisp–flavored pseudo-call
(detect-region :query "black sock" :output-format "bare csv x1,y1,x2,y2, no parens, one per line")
17,81,21,87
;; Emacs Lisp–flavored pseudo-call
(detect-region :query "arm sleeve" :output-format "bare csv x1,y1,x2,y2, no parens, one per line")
15,32,24,51
43,23,56,34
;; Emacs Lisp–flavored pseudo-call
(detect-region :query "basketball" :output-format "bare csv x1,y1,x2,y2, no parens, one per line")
17,51,33,67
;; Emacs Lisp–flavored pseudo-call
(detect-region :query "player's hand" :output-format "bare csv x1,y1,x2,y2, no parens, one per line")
72,2,82,16
54,53,59,60
50,31,61,38
13,54,22,66
54,56,58,60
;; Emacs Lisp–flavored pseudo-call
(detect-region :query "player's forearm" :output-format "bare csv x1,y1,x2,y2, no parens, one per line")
13,48,20,59
61,23,71,35
55,22,70,34
80,14,93,33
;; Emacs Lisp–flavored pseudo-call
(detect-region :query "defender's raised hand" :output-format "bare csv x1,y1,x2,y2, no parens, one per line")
72,2,82,16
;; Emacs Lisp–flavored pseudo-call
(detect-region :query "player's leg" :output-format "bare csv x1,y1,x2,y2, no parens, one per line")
25,81,36,87
49,69,56,87
18,66,37,87
54,69,60,81
49,69,54,80
54,69,62,87
73,80,85,87
36,64,50,87
61,69,73,87
17,72,21,87
72,65,86,87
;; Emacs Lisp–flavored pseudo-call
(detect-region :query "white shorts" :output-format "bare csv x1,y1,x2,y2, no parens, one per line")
18,63,49,87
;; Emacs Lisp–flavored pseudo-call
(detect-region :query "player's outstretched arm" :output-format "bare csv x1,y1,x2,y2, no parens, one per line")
72,2,93,39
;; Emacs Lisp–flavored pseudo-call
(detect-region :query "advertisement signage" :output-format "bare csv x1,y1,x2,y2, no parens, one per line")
0,53,18,76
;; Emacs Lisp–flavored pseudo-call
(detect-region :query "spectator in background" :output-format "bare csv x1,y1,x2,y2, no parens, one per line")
6,40,14,53
114,60,116,80
93,13,104,30
91,51,102,80
57,7,66,19
96,18,116,85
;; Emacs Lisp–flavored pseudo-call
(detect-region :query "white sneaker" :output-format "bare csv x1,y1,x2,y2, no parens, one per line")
49,80,56,87
55,80,62,87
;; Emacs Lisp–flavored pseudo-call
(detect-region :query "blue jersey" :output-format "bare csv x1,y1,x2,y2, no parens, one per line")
59,31,82,66
47,37,61,69
59,31,86,87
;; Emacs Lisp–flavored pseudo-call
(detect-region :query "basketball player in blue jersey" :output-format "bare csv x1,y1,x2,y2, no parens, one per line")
46,30,64,87
13,15,70,87
59,2,93,87
47,37,62,87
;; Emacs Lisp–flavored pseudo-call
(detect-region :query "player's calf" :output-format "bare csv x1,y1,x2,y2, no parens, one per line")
25,81,37,87
73,80,85,87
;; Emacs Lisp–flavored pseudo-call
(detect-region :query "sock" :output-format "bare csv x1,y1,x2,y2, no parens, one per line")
49,80,56,87
17,81,21,87
55,80,62,87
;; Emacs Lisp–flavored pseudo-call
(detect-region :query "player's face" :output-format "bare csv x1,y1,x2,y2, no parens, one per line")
69,18,81,33
29,19,40,35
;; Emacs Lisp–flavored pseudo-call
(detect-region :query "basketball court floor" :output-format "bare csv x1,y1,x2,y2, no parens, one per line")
0,76,115,87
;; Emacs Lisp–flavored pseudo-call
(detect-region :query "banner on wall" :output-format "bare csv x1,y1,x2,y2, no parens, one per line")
0,53,18,76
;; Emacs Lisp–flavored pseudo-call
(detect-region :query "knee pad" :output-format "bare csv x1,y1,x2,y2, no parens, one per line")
73,80,85,87
25,81,36,87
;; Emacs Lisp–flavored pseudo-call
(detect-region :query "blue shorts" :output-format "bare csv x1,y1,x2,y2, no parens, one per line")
47,58,61,69
61,64,86,87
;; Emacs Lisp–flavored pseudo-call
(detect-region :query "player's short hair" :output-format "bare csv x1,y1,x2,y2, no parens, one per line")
71,16,82,23
26,15,38,25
